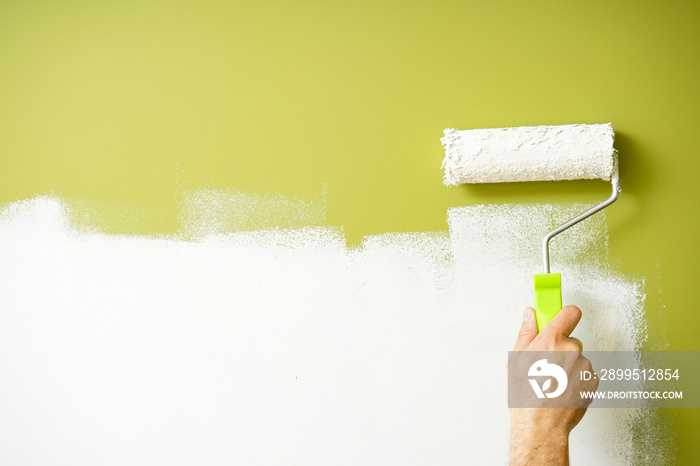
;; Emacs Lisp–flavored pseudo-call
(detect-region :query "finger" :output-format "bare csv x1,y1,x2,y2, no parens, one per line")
569,337,583,352
541,305,582,338
513,307,538,351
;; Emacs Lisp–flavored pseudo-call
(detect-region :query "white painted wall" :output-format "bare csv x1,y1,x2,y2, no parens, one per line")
0,195,661,465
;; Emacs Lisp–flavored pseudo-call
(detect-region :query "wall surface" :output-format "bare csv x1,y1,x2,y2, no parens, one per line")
0,0,698,463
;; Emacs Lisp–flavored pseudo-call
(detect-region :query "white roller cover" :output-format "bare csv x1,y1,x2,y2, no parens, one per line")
441,123,615,185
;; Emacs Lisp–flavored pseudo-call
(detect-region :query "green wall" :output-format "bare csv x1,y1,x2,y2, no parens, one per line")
1,0,698,460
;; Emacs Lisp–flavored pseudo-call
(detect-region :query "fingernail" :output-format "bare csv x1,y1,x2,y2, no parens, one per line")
523,307,533,322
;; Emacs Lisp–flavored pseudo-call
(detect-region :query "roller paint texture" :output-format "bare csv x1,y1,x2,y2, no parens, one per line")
441,123,615,185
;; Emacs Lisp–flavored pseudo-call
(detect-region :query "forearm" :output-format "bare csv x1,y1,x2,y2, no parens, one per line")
510,420,569,466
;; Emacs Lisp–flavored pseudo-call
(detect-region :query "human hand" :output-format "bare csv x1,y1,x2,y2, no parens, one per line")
509,305,598,466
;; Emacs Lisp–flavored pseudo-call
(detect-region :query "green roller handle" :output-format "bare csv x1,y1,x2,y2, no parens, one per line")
533,273,562,332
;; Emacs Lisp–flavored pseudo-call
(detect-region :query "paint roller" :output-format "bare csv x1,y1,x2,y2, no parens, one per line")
441,123,620,331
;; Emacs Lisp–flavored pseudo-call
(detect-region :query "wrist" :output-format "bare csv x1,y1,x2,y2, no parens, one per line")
510,412,570,466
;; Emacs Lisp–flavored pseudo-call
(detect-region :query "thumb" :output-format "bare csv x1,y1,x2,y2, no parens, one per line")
513,307,538,351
